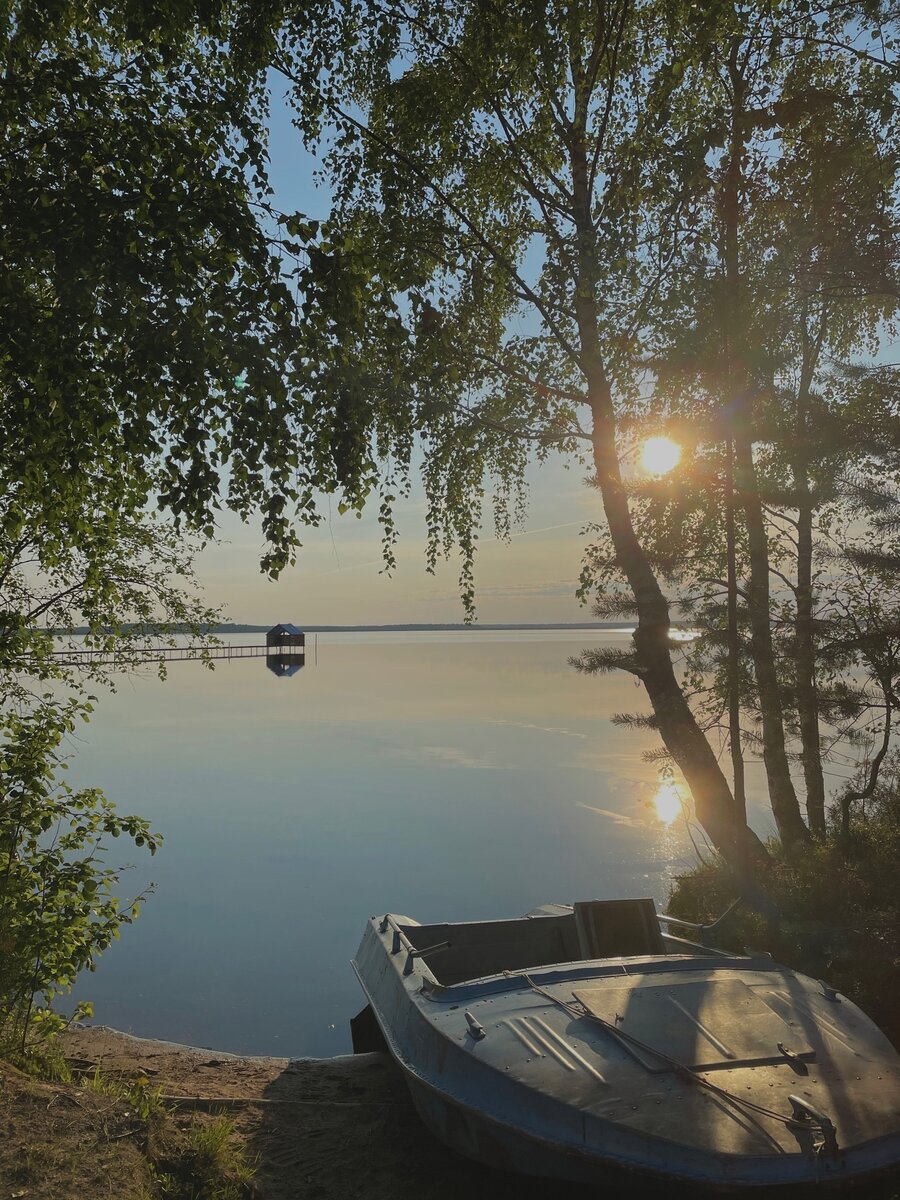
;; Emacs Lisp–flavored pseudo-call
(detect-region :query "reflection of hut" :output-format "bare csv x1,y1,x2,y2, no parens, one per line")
266,655,305,678
266,623,305,651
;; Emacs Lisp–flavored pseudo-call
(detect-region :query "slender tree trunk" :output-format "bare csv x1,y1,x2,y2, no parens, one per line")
725,437,747,825
567,98,764,869
792,309,827,838
841,668,893,844
795,491,825,837
722,42,809,849
734,438,810,846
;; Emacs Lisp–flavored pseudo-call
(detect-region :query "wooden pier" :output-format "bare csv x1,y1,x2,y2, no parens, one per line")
22,624,307,674
45,643,276,667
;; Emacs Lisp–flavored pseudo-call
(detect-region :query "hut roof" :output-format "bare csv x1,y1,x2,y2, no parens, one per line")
268,623,303,636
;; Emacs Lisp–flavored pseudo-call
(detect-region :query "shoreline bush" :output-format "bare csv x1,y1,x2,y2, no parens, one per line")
666,770,900,1046
0,698,159,1057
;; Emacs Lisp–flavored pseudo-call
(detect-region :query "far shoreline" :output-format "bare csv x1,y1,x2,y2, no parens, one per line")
57,621,633,635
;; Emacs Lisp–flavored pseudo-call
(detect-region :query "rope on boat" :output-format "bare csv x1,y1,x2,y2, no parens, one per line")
157,1094,402,1107
518,972,837,1151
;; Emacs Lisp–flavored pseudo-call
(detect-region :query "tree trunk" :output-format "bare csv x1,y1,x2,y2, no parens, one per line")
792,313,827,839
587,389,761,864
566,94,764,869
735,438,810,847
725,436,747,825
840,668,893,845
722,41,809,849
795,492,826,837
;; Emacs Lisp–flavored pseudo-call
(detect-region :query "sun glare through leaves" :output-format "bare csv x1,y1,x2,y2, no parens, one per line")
640,436,681,476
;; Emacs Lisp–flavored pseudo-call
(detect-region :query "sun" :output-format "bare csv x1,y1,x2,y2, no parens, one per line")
640,436,681,476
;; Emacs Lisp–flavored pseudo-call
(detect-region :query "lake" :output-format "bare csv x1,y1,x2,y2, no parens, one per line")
65,630,769,1057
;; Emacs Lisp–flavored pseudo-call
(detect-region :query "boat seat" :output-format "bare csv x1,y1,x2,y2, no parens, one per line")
401,916,580,984
573,898,665,959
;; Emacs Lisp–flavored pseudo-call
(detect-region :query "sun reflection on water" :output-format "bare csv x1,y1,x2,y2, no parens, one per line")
652,779,683,825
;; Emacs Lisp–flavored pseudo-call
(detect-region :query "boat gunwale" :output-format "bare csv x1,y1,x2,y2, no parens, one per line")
416,952,789,1003
374,910,772,1000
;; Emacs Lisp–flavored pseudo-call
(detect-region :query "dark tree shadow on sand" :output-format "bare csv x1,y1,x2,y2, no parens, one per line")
245,1051,700,1200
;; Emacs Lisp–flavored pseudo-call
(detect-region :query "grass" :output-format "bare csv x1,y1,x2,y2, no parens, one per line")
0,1055,158,1200
78,1068,256,1198
0,1047,257,1200
157,1115,257,1200
81,1064,169,1120
0,1031,74,1083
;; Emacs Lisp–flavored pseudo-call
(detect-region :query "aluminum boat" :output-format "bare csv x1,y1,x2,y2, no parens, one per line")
351,899,900,1190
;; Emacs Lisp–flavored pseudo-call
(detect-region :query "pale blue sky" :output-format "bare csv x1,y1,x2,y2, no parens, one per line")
198,75,605,626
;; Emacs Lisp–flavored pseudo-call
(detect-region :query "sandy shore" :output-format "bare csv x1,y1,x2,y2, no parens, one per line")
61,1025,594,1200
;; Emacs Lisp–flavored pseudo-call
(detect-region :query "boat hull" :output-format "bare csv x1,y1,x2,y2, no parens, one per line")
352,911,900,1192
402,1063,900,1194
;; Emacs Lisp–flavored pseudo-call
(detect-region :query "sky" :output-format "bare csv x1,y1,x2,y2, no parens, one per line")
198,452,603,625
195,74,609,627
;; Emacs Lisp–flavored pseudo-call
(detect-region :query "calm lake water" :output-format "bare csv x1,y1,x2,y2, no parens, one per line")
65,630,769,1056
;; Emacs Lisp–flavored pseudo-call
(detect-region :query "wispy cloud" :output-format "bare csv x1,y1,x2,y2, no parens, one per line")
486,718,588,740
389,745,502,770
308,557,385,579
466,579,580,598
484,520,585,543
573,744,660,780
421,578,587,603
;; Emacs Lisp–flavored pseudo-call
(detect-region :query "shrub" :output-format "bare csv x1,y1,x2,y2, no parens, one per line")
666,781,900,1045
0,696,159,1055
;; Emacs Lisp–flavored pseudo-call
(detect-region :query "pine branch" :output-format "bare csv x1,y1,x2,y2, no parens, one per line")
611,711,659,729
569,647,641,676
641,746,674,763
592,593,639,619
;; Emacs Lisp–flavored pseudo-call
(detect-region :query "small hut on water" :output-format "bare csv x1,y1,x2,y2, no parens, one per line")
266,623,305,651
266,624,305,676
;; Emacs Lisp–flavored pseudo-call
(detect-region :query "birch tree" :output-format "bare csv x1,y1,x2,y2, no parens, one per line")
264,0,899,861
